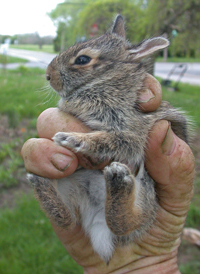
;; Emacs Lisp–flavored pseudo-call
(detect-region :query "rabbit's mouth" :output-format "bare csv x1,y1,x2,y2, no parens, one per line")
46,69,73,99
46,63,64,93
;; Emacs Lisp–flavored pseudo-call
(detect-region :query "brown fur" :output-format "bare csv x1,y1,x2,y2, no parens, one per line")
28,15,191,263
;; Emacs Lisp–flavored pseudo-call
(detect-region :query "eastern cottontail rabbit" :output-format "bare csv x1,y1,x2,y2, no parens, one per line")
28,15,190,263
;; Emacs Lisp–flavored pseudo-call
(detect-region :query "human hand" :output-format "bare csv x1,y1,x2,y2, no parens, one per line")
21,74,195,274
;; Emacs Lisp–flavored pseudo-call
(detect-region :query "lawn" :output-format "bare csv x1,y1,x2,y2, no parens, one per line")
162,82,200,127
0,67,200,273
156,57,200,63
0,195,83,274
0,66,59,188
0,66,59,118
10,44,55,54
0,54,28,64
0,67,83,273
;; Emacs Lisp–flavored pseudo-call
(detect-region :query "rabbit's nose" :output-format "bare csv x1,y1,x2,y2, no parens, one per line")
46,74,51,81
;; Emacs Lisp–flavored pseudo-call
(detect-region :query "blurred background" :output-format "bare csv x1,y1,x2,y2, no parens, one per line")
0,1,200,273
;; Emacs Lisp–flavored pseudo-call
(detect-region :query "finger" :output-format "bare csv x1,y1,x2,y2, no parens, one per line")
21,138,78,179
37,108,108,170
138,74,162,112
145,120,195,215
37,107,91,139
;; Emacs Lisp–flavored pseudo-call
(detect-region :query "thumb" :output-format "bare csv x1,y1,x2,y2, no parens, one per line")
21,138,78,179
145,120,195,216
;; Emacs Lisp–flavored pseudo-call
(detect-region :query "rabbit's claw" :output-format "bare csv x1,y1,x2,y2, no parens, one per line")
53,132,88,153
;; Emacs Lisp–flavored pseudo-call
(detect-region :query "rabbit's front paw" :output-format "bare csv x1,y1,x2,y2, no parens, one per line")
53,132,88,153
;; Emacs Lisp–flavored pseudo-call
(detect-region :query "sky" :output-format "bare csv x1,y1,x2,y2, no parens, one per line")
0,0,64,37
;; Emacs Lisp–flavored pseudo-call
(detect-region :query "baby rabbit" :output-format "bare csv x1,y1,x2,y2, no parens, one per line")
28,15,190,263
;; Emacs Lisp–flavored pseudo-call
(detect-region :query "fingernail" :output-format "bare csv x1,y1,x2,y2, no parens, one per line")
138,88,155,103
161,122,176,155
51,153,73,171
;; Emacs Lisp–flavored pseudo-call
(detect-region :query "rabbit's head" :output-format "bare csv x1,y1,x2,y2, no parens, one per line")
46,15,169,99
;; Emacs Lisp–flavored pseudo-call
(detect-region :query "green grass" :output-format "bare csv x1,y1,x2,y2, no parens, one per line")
0,66,59,119
0,140,24,188
185,203,200,228
10,44,55,54
0,194,83,274
0,54,28,64
179,261,200,274
0,196,199,274
0,67,59,188
162,82,200,127
156,57,200,63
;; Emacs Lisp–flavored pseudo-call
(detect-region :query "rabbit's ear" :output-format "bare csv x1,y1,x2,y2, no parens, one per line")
129,37,169,59
111,15,126,39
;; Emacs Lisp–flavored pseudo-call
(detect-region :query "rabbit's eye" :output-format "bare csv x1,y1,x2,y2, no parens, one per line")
75,55,91,65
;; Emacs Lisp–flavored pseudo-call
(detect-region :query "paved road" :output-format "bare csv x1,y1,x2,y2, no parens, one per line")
154,62,200,86
7,48,56,68
2,48,200,86
1,48,56,70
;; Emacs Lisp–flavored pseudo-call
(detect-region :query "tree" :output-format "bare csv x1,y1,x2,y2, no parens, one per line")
48,0,87,51
49,0,147,51
49,0,200,59
53,22,69,52
73,0,145,43
142,0,200,58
